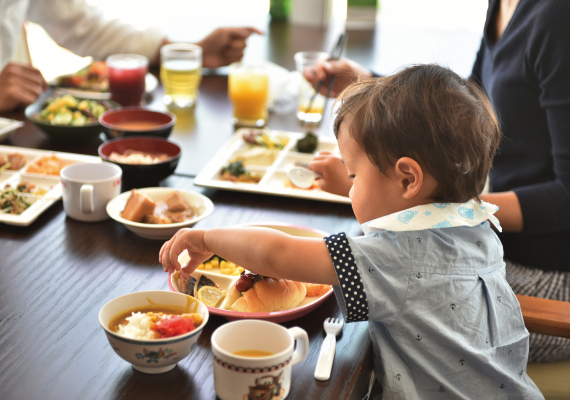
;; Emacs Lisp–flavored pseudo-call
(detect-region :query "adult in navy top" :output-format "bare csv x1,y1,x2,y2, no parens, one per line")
471,0,570,271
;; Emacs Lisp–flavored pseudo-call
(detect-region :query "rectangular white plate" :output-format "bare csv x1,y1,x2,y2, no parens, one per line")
0,118,24,142
0,145,101,226
194,129,351,204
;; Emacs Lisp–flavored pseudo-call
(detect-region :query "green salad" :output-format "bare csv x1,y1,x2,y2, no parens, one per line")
36,95,107,126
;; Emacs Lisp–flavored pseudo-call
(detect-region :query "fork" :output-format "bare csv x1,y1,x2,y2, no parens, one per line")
314,317,344,381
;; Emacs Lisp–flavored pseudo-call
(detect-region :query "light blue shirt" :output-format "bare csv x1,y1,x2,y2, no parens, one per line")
325,202,543,400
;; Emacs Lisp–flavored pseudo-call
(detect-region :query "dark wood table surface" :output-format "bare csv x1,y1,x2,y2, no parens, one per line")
0,20,378,400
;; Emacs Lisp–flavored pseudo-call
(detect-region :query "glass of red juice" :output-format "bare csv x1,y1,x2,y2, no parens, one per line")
106,54,148,106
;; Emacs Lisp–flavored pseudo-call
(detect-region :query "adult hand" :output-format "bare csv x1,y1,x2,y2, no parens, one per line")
303,58,373,98
196,27,262,69
309,151,352,197
0,62,47,112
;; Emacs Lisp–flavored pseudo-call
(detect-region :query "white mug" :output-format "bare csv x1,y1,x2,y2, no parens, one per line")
60,162,122,222
211,320,309,400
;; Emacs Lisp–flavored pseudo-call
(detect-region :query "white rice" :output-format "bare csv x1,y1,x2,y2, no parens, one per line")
115,312,157,340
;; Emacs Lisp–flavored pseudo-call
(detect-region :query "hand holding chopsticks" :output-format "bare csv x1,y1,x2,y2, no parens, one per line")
304,33,347,115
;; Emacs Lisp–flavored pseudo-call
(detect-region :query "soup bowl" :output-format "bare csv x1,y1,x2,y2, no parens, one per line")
98,290,209,374
98,136,181,189
99,107,176,140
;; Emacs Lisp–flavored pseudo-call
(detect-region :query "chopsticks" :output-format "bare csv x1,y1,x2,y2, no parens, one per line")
304,33,347,115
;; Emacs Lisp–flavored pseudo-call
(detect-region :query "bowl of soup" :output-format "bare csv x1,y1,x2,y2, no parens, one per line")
99,107,176,140
98,290,209,374
98,136,181,189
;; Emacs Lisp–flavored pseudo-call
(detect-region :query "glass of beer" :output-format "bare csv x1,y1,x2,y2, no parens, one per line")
107,54,148,107
160,43,202,109
294,51,328,129
228,62,269,127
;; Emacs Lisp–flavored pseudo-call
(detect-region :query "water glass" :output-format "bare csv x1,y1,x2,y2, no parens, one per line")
294,51,328,129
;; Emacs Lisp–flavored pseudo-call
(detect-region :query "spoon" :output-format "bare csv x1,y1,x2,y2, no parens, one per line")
287,166,322,189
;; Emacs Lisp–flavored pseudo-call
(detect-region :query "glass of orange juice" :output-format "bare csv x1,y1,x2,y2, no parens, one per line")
294,51,328,130
228,62,269,127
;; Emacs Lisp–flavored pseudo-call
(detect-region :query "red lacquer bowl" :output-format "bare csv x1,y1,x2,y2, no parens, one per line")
99,107,176,140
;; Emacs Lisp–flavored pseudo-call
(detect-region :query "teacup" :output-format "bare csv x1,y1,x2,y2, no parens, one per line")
211,320,309,400
60,162,122,222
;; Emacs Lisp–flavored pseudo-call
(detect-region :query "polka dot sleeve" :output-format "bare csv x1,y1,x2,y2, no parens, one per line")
324,232,369,322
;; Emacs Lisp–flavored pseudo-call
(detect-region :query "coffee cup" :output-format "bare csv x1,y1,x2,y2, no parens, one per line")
211,320,309,400
60,162,122,222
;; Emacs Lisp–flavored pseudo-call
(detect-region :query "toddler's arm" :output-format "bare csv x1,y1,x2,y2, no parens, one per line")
159,227,339,285
309,151,352,197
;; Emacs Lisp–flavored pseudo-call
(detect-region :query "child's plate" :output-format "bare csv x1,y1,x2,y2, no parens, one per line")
167,223,335,323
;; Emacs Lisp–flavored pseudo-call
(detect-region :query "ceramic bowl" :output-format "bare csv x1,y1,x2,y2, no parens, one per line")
99,107,175,140
106,187,214,240
98,290,209,374
25,92,119,143
98,136,181,189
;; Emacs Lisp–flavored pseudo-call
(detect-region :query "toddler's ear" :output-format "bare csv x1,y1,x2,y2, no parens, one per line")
394,157,423,199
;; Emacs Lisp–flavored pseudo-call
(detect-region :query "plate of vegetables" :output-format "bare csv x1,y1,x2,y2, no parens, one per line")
25,92,119,143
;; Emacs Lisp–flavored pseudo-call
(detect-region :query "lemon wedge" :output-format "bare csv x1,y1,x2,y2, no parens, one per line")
196,286,225,308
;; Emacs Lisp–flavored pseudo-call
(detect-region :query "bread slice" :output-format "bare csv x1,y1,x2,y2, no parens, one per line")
222,277,306,313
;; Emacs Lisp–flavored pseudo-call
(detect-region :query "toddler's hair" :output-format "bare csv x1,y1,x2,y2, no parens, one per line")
334,64,501,203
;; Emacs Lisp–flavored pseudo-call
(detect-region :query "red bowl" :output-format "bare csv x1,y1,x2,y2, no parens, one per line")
99,107,176,140
98,136,181,189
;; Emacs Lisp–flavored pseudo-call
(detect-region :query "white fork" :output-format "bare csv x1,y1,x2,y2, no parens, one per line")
314,317,344,381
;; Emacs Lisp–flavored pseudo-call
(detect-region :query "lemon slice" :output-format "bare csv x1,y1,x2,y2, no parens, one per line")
196,286,225,308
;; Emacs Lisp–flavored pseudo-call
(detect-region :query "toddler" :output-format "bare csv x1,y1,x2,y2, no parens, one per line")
160,64,543,399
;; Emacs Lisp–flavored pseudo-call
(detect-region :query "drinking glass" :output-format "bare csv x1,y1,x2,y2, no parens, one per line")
106,54,148,107
228,62,269,127
294,51,328,129
160,43,202,108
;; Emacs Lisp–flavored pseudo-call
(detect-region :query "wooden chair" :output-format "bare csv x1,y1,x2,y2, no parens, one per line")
517,294,570,400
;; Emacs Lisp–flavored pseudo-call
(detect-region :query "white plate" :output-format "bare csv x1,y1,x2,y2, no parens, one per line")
51,73,159,100
194,129,351,204
0,145,101,226
106,187,215,240
0,118,24,142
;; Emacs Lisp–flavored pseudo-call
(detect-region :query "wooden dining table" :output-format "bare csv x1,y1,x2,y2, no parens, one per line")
0,20,381,400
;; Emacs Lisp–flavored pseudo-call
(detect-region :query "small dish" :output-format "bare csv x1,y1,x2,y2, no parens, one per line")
99,107,176,140
168,223,334,323
98,136,181,188
98,290,209,374
106,187,214,240
0,117,24,142
24,91,119,143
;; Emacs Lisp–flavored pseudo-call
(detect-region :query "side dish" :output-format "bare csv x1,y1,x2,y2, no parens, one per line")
220,161,262,183
58,61,109,91
121,189,196,224
109,308,203,340
242,129,289,149
295,132,318,153
0,153,26,171
34,95,108,126
26,154,72,176
108,150,171,165
0,181,47,214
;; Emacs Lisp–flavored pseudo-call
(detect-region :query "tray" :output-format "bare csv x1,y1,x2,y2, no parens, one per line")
0,145,101,226
194,128,351,204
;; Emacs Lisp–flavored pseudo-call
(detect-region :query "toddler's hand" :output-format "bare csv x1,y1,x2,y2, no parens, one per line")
159,229,214,274
309,151,352,197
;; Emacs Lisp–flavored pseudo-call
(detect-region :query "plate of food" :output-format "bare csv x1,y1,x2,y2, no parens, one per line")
25,92,120,142
53,61,159,99
167,223,334,323
0,145,101,225
194,128,350,204
106,187,214,240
